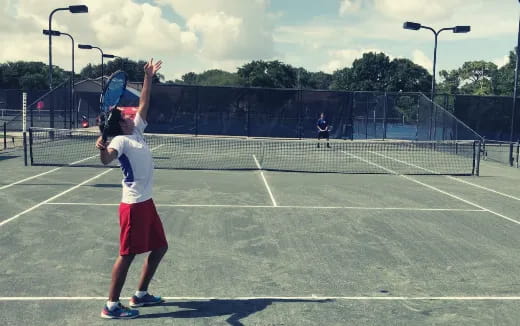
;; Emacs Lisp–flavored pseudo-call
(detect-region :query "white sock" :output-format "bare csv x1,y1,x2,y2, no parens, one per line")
106,301,119,311
135,291,147,298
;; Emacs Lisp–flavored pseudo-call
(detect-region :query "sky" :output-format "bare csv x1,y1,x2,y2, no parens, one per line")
0,0,519,81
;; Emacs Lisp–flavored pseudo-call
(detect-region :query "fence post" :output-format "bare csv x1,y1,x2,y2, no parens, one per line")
383,93,387,140
22,92,27,166
195,86,199,136
516,140,520,168
3,121,6,150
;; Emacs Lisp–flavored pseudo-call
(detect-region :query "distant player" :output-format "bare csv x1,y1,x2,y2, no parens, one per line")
96,59,167,319
317,112,331,148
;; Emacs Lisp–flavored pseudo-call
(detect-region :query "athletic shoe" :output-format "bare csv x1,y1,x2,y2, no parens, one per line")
100,303,139,319
129,293,164,307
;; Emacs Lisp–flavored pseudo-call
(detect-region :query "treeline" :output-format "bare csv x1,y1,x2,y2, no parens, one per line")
0,50,516,96
0,58,162,90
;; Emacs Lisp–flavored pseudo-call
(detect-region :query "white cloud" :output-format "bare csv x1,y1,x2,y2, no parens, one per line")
373,0,517,40
274,25,348,49
493,55,510,68
155,0,275,60
0,0,204,80
374,0,464,21
1,0,518,81
339,0,361,16
412,49,433,72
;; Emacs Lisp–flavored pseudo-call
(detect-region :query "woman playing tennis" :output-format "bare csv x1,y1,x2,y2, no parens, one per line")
96,59,167,319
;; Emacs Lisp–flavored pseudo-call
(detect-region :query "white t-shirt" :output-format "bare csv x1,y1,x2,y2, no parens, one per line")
108,113,154,204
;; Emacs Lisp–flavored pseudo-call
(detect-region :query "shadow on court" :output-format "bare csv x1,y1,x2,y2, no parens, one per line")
89,183,121,188
0,155,20,161
139,298,332,325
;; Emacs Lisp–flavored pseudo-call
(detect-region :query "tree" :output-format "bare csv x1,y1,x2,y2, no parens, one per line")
175,70,241,86
80,58,163,83
306,71,333,90
348,52,391,91
387,58,431,93
494,50,516,96
458,61,498,95
0,61,67,90
438,69,461,95
237,60,297,88
330,67,352,90
179,72,197,85
329,53,431,93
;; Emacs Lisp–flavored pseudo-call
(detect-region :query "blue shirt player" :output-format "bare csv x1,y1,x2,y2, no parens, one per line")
317,112,331,148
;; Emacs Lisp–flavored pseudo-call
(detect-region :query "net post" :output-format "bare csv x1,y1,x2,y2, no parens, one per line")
3,121,6,150
509,142,514,167
481,137,486,158
29,128,34,165
473,140,481,176
477,140,481,176
472,141,476,175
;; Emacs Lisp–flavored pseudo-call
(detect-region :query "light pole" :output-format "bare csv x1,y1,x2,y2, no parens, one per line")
103,54,124,71
403,22,470,140
510,7,520,162
48,5,87,90
43,29,75,128
403,22,470,101
78,44,106,91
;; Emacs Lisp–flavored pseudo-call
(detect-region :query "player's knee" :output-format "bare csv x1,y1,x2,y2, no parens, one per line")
119,253,136,263
154,245,168,256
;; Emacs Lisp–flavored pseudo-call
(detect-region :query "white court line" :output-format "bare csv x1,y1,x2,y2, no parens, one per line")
3,295,520,301
43,202,485,212
253,154,277,207
342,151,520,226
0,154,99,190
370,151,520,202
0,168,61,190
0,169,112,228
1,144,165,227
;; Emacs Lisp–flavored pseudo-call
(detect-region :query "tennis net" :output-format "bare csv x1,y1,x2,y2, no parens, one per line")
28,127,480,175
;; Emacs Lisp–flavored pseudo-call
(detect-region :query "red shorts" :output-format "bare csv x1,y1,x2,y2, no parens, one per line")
118,198,168,255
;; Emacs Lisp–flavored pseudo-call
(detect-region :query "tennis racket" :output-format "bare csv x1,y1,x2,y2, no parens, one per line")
100,70,128,142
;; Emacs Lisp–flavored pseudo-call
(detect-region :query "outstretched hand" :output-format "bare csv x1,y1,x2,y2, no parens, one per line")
144,58,162,78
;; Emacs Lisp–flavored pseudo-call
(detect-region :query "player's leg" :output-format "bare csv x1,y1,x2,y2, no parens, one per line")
101,202,140,318
136,245,168,291
326,131,331,148
101,254,139,319
130,199,168,307
109,254,136,301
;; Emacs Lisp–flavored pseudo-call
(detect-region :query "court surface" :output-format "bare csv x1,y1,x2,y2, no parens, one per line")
1,148,520,325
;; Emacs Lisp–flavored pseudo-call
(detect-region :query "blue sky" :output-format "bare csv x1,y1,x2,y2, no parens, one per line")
1,0,519,80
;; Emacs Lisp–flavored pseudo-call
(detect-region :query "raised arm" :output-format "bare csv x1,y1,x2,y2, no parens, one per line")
96,136,118,165
138,58,162,121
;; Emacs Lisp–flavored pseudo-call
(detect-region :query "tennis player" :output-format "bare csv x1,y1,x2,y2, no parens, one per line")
317,112,331,148
96,59,167,319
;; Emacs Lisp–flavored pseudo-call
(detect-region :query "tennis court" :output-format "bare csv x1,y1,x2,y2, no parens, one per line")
1,142,520,325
